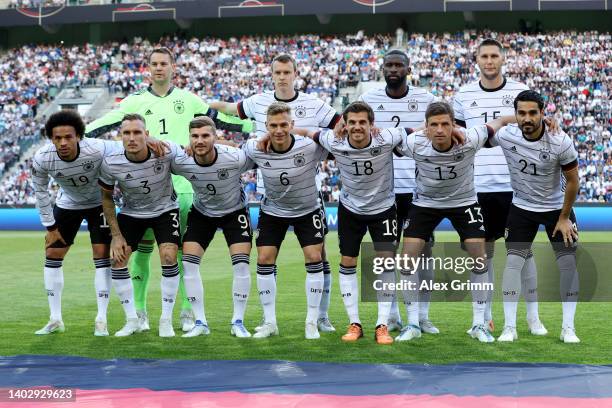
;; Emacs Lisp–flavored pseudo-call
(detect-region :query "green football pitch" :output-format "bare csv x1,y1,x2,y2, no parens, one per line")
1,231,611,365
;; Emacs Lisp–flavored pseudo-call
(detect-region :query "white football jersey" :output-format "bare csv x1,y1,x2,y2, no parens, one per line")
490,124,578,212
238,90,338,194
238,90,339,138
359,86,435,194
397,125,492,209
316,128,402,215
99,142,180,219
242,135,327,218
452,78,529,193
32,138,121,227
171,145,254,217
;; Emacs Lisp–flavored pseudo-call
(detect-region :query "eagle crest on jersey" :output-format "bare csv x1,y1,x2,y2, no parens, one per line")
154,161,165,174
217,169,229,180
539,150,551,161
173,100,185,114
408,99,419,112
294,106,307,118
502,95,514,107
82,161,95,172
293,154,306,166
370,147,382,156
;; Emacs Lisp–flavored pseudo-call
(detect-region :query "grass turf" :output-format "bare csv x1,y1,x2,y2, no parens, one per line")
1,230,611,365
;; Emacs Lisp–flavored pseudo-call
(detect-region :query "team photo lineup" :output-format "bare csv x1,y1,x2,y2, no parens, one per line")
32,37,587,348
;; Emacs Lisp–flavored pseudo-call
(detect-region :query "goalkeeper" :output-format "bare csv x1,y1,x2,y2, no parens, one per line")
86,46,252,332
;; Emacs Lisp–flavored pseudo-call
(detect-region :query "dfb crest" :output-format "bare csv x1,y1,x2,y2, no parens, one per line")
294,154,306,166
217,168,229,180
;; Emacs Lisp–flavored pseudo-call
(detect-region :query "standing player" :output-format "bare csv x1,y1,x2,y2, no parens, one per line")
32,110,118,336
241,103,327,339
171,117,255,338
453,39,546,336
396,102,516,342
491,91,580,343
99,114,182,337
358,50,438,334
310,101,406,345
211,54,340,332
86,47,252,333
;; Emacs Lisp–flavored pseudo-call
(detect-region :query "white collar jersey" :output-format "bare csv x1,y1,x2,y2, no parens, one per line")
489,124,578,212
359,85,436,194
171,145,255,217
452,77,529,193
397,125,493,209
242,135,327,218
99,142,180,219
32,138,121,227
315,128,403,215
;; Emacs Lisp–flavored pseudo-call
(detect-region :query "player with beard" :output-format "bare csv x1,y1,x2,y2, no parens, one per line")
358,50,438,335
453,39,547,337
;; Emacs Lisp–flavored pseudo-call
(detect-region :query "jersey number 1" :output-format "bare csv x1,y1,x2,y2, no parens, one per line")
159,119,168,135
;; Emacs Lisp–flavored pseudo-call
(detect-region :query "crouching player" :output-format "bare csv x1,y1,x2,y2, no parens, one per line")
171,117,255,337
99,114,181,337
32,110,120,336
395,102,516,343
493,91,581,343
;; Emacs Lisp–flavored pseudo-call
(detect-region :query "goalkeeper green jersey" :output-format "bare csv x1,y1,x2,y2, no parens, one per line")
85,86,252,193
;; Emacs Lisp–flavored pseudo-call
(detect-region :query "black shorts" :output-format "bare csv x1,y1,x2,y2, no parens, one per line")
183,207,252,250
338,203,398,257
117,209,181,252
395,193,413,234
318,191,329,236
256,209,325,249
50,205,111,248
395,193,434,242
477,191,513,241
505,204,578,252
403,203,486,242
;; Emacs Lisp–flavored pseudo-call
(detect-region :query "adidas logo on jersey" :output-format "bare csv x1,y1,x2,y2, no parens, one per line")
125,173,133,179
377,104,385,111
470,101,478,107
242,231,250,237
264,161,271,167
190,174,197,180
145,109,153,115
173,230,179,237
314,232,323,238
510,146,518,152
55,172,64,177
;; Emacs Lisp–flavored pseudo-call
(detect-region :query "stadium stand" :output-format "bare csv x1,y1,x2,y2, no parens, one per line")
0,30,610,204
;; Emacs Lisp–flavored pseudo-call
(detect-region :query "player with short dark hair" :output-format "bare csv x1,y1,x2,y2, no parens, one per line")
395,101,517,343
85,48,252,334
358,50,440,335
452,39,547,337
98,115,182,337
171,117,256,338
241,102,328,339
32,110,121,336
491,90,581,344
308,101,408,345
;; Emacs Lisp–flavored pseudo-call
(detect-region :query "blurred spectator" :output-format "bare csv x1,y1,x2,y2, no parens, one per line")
1,30,610,204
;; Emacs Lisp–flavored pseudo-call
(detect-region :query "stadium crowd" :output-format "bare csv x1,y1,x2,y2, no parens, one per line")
100,32,389,107
0,30,610,204
0,42,104,180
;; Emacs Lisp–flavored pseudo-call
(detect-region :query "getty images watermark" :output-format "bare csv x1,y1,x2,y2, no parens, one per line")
359,242,611,302
371,252,490,292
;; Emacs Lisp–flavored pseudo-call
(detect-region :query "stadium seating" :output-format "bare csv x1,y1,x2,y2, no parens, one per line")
0,30,610,204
